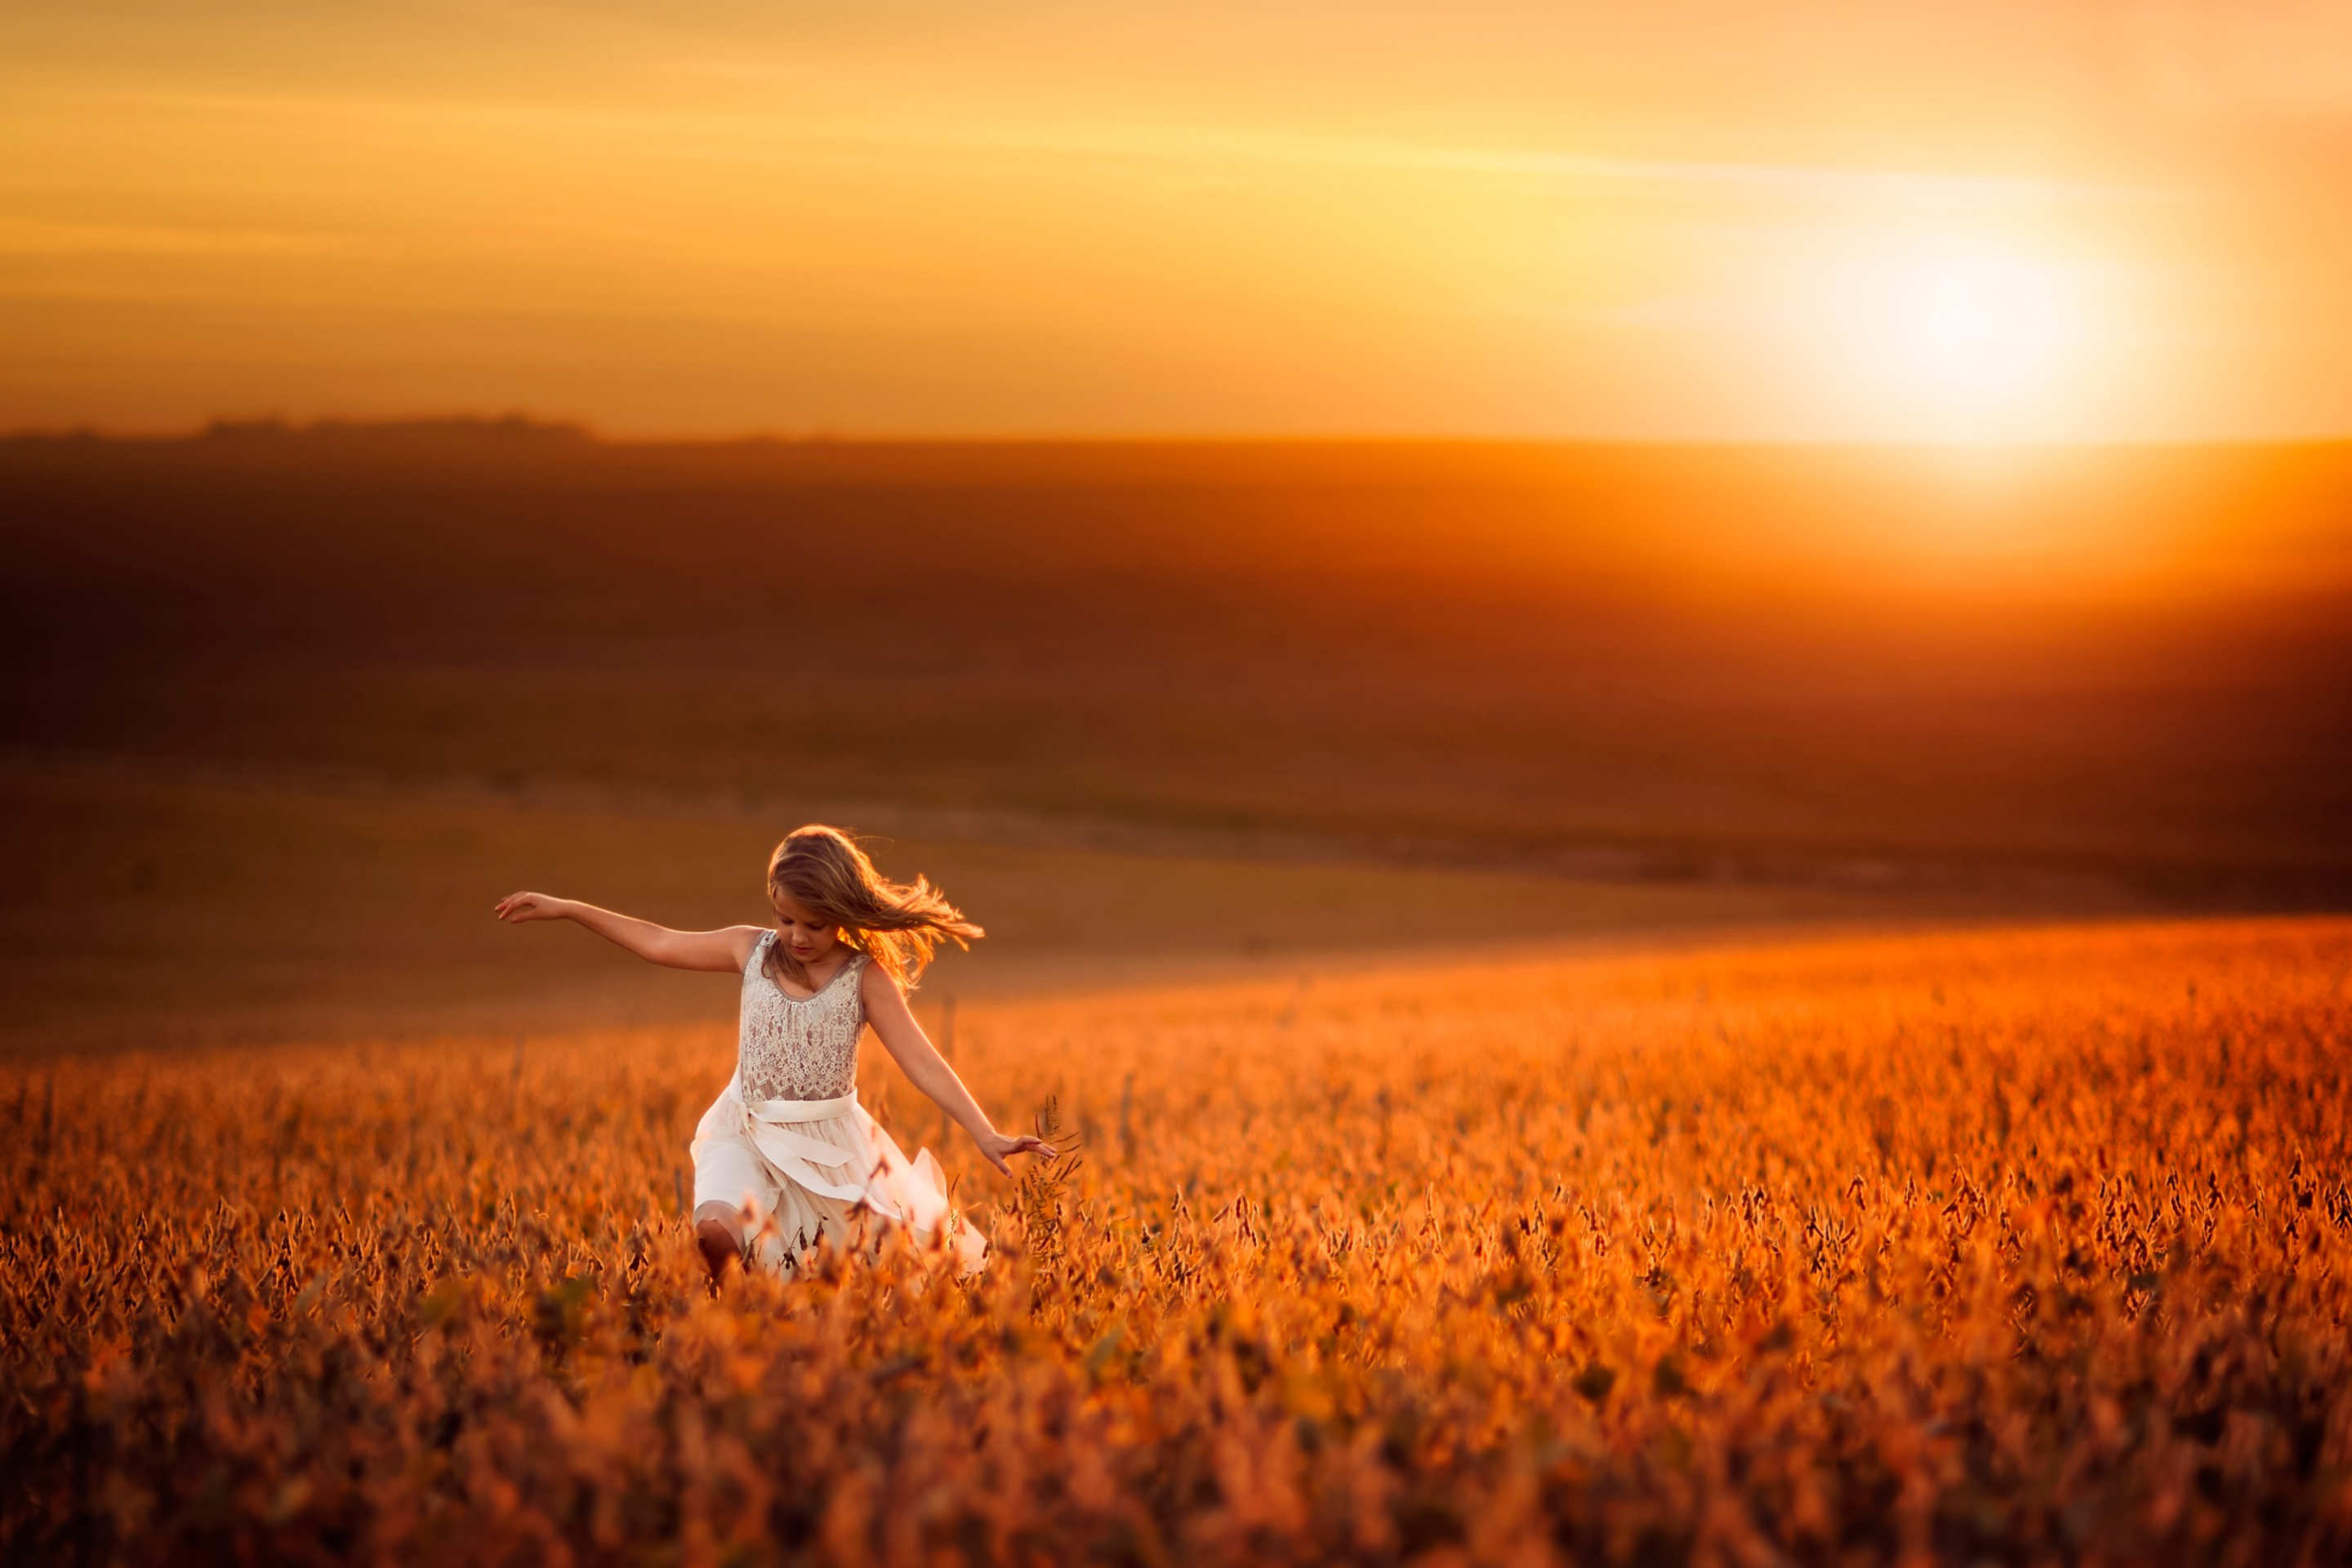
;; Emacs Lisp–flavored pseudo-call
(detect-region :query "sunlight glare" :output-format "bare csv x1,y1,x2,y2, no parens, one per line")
1784,234,2105,439
1890,252,2071,398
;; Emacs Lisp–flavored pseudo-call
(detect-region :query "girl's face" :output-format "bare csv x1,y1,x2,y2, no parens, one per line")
768,889,843,966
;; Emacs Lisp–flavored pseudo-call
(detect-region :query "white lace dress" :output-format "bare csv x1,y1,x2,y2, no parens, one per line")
689,933,981,1274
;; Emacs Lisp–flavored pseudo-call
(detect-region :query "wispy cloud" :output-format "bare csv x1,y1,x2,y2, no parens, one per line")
83,83,2166,210
0,216,343,258
932,122,2174,207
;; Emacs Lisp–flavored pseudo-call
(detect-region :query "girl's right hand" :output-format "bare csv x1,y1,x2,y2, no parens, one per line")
975,1130,1057,1176
494,891,570,924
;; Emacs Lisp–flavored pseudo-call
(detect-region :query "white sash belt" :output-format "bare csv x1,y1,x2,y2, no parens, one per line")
722,1074,874,1200
742,1088,859,1124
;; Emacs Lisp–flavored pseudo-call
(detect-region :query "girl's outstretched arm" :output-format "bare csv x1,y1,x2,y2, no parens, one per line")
862,964,1055,1175
494,893,762,973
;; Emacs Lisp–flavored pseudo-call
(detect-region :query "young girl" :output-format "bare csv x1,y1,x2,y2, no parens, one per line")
494,826,1051,1281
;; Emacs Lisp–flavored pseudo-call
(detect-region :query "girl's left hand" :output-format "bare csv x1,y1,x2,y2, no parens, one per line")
977,1131,1056,1175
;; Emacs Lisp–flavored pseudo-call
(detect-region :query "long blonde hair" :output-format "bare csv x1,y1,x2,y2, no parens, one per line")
764,825,981,991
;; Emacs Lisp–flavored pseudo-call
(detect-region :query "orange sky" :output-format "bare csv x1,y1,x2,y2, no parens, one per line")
4,2,2350,439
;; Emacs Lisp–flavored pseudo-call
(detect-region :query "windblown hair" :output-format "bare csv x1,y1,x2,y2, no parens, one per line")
763,825,982,991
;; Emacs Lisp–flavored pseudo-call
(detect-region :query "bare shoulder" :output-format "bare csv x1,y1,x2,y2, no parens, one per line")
858,956,909,1012
721,925,771,969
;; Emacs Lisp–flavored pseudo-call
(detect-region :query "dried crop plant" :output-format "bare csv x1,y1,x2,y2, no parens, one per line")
1014,1095,1082,1281
3,917,2350,1565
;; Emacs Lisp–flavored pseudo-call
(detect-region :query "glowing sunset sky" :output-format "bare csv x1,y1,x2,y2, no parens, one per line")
4,1,2350,439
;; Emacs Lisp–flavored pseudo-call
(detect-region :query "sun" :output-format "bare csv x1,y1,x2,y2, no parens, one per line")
1784,235,2101,438
1886,251,2073,399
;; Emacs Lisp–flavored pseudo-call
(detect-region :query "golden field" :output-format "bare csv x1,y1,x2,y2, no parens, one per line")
6,916,2350,1565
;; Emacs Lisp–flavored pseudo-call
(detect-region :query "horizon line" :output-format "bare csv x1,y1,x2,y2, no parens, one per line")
6,415,2352,452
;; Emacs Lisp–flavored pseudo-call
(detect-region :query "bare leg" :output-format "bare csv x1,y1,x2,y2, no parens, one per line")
693,1201,746,1284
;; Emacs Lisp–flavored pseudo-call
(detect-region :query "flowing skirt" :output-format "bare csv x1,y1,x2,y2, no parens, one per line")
690,1075,985,1276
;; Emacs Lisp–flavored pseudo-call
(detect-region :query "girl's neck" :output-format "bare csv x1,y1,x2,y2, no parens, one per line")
771,933,853,996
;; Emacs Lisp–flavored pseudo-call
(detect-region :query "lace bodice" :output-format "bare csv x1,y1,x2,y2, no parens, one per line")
735,933,869,1101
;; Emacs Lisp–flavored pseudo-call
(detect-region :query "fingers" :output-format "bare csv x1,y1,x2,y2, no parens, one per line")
995,1139,1055,1169
973,1134,1059,1178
